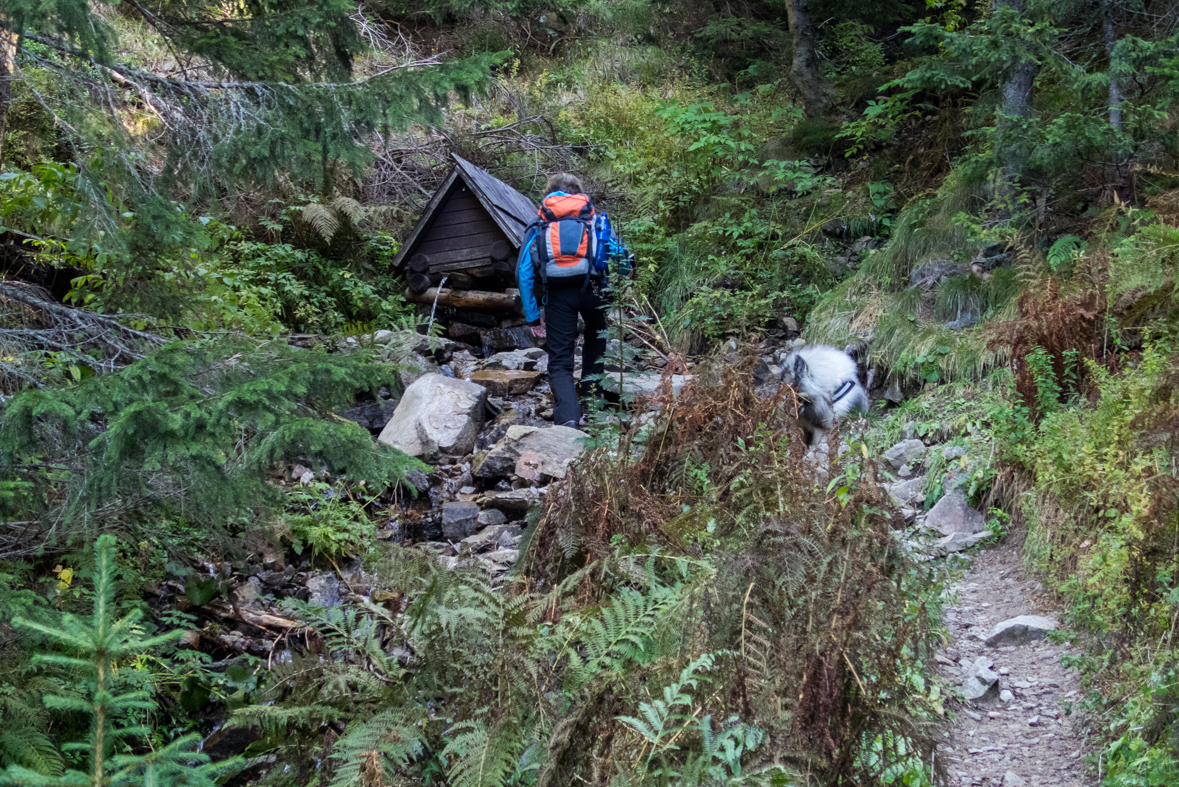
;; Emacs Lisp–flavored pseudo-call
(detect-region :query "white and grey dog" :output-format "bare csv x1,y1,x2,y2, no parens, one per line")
778,344,869,444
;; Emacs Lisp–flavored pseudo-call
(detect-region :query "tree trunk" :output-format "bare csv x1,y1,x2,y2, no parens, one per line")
0,21,17,166
785,0,831,117
994,0,1035,213
1101,0,1123,133
1100,0,1132,201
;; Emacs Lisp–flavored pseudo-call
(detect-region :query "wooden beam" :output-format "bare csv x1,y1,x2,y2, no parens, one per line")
405,287,521,313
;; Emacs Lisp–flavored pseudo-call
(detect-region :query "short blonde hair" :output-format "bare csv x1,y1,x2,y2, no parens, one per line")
546,172,584,194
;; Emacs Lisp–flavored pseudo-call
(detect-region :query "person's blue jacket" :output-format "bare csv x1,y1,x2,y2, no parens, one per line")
517,195,630,325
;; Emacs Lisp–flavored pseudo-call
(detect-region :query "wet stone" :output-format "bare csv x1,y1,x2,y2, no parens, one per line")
442,501,481,541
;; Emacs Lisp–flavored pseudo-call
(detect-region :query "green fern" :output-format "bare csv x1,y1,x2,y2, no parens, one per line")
1046,234,1086,272
443,718,529,787
300,197,383,244
0,697,62,776
564,584,680,691
327,709,425,787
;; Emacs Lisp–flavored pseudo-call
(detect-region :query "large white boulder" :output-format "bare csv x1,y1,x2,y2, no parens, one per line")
377,374,487,461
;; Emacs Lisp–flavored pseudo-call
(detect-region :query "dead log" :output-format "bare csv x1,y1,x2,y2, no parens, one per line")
408,253,431,274
407,274,433,294
489,240,512,262
405,287,521,313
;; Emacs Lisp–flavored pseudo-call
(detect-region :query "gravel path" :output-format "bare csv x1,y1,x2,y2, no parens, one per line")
938,544,1096,787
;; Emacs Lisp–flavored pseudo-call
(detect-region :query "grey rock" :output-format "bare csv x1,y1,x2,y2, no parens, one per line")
936,530,992,554
884,378,904,404
902,420,918,440
851,235,875,253
910,259,966,289
886,476,927,508
821,219,847,237
474,425,589,480
942,445,967,461
1002,771,1027,787
985,615,1058,647
403,470,430,493
483,548,519,566
378,374,487,461
961,656,1000,702
372,329,395,345
601,372,692,399
477,508,507,526
752,360,774,386
925,491,986,536
1000,690,1015,703
783,316,800,334
480,487,546,515
484,348,548,374
398,353,441,388
459,524,523,554
1028,715,1041,727
306,573,341,607
340,399,399,431
884,439,926,471
414,336,462,361
945,313,979,331
442,501,481,541
233,576,264,609
961,675,999,702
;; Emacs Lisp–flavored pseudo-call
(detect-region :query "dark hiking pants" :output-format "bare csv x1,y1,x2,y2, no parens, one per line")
544,284,607,426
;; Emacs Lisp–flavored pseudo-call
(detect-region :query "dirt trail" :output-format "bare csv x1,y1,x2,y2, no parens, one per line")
938,543,1096,787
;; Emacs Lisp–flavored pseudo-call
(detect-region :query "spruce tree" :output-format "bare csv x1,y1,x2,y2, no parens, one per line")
0,534,236,787
1,0,501,237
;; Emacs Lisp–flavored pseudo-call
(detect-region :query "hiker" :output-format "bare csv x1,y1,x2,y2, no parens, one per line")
517,173,631,428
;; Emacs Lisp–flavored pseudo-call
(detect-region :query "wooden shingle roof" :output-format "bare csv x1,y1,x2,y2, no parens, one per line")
452,155,537,241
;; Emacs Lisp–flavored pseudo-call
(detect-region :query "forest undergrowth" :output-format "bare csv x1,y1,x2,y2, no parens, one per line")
3,0,1179,784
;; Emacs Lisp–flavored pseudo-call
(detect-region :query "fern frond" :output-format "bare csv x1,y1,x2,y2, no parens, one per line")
443,719,529,787
1046,235,1086,272
329,197,367,226
566,584,684,690
302,203,341,243
328,709,425,787
0,725,64,776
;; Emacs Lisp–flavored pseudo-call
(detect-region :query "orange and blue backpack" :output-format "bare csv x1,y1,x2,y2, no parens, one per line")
525,191,599,286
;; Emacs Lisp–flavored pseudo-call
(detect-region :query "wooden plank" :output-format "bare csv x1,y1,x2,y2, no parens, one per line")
439,263,496,279
432,208,496,227
442,194,482,211
424,217,502,237
417,231,506,255
420,247,502,267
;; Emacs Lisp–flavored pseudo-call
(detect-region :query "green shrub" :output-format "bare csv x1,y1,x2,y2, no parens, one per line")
791,117,848,156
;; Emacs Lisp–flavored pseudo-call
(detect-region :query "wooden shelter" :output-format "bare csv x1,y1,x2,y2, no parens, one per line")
393,155,537,309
